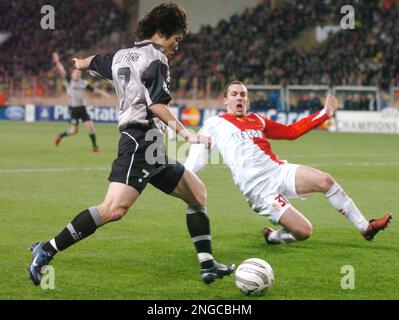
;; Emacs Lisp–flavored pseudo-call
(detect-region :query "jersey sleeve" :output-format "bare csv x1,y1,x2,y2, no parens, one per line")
185,118,216,173
141,59,172,107
89,53,114,80
264,110,329,140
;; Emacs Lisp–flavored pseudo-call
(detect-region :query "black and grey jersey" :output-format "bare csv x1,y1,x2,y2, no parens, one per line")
63,76,94,107
89,40,172,131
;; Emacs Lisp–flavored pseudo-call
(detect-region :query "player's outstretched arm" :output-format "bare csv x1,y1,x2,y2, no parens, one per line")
185,120,215,174
72,56,96,70
323,94,338,117
52,52,67,78
265,96,335,140
149,103,212,148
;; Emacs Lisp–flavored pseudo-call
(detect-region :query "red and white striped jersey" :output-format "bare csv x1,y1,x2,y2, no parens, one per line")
185,110,329,196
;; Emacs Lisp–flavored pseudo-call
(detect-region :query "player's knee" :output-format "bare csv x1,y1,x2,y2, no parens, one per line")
98,203,129,223
319,173,335,192
193,187,207,207
295,223,313,241
109,207,129,222
70,127,78,135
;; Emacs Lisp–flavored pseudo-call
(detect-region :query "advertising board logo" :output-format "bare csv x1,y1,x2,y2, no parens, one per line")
181,107,201,126
5,106,25,121
381,107,399,119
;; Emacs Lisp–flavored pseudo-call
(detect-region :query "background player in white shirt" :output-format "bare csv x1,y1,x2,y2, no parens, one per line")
52,52,110,152
186,81,392,244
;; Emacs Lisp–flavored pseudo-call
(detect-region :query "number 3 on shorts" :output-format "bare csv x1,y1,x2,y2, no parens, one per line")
274,194,287,207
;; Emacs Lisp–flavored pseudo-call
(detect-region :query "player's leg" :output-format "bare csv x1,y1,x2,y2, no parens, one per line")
46,182,139,252
81,106,99,152
55,107,79,146
150,166,234,283
29,129,143,285
83,120,100,152
295,165,392,240
28,182,140,285
262,206,313,244
54,123,78,146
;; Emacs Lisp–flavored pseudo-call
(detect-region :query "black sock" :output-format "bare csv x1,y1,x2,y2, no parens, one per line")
186,205,214,269
89,133,97,147
42,242,57,255
43,208,103,254
60,131,69,138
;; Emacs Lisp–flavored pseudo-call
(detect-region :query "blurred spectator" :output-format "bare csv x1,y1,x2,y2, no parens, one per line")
251,94,269,111
344,95,356,110
0,91,6,106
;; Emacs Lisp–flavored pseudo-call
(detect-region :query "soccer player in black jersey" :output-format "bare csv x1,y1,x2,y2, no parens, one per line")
29,3,234,286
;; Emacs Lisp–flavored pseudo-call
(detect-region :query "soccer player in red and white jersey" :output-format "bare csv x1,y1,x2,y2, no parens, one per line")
185,81,392,244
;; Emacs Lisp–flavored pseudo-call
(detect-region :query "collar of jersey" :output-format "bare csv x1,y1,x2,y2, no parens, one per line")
134,40,166,53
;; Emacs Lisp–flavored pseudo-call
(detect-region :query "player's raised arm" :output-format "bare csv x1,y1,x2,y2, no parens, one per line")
72,56,96,71
52,52,67,78
264,94,337,140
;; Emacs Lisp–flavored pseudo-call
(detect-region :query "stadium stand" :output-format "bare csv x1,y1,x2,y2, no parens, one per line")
0,0,128,96
267,1,399,90
0,0,398,109
171,0,398,95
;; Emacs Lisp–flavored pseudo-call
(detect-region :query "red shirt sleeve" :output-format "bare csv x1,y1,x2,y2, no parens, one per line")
263,110,329,140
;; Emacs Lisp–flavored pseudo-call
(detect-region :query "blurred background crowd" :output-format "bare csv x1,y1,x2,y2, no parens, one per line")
0,0,398,111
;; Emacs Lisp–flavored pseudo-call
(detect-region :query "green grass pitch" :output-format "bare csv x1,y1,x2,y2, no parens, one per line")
0,121,398,300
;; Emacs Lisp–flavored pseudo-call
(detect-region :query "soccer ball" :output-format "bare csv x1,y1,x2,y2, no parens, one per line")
235,258,274,296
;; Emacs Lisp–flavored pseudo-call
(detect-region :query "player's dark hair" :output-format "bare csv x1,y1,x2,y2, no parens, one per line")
223,81,246,97
136,3,189,40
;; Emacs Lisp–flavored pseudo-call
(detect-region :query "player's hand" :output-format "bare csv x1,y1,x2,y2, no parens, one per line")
52,52,60,63
72,58,85,70
185,134,212,149
323,94,338,117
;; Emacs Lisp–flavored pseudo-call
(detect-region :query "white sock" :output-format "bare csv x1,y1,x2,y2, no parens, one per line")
268,229,298,244
197,252,214,265
49,238,59,252
325,184,369,233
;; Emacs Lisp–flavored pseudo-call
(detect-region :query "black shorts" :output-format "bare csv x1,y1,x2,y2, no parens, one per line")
69,106,91,124
108,126,185,194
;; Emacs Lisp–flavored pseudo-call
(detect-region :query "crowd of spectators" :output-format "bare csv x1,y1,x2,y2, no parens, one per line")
1,0,398,107
0,0,128,93
170,0,399,95
170,0,336,94
266,0,399,90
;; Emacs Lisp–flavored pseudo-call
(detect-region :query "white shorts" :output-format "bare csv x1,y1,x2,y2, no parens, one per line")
248,163,303,224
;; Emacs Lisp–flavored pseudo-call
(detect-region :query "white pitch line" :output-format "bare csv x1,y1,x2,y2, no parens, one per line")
207,162,399,168
296,162,399,167
0,167,109,173
1,162,399,174
287,153,398,158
